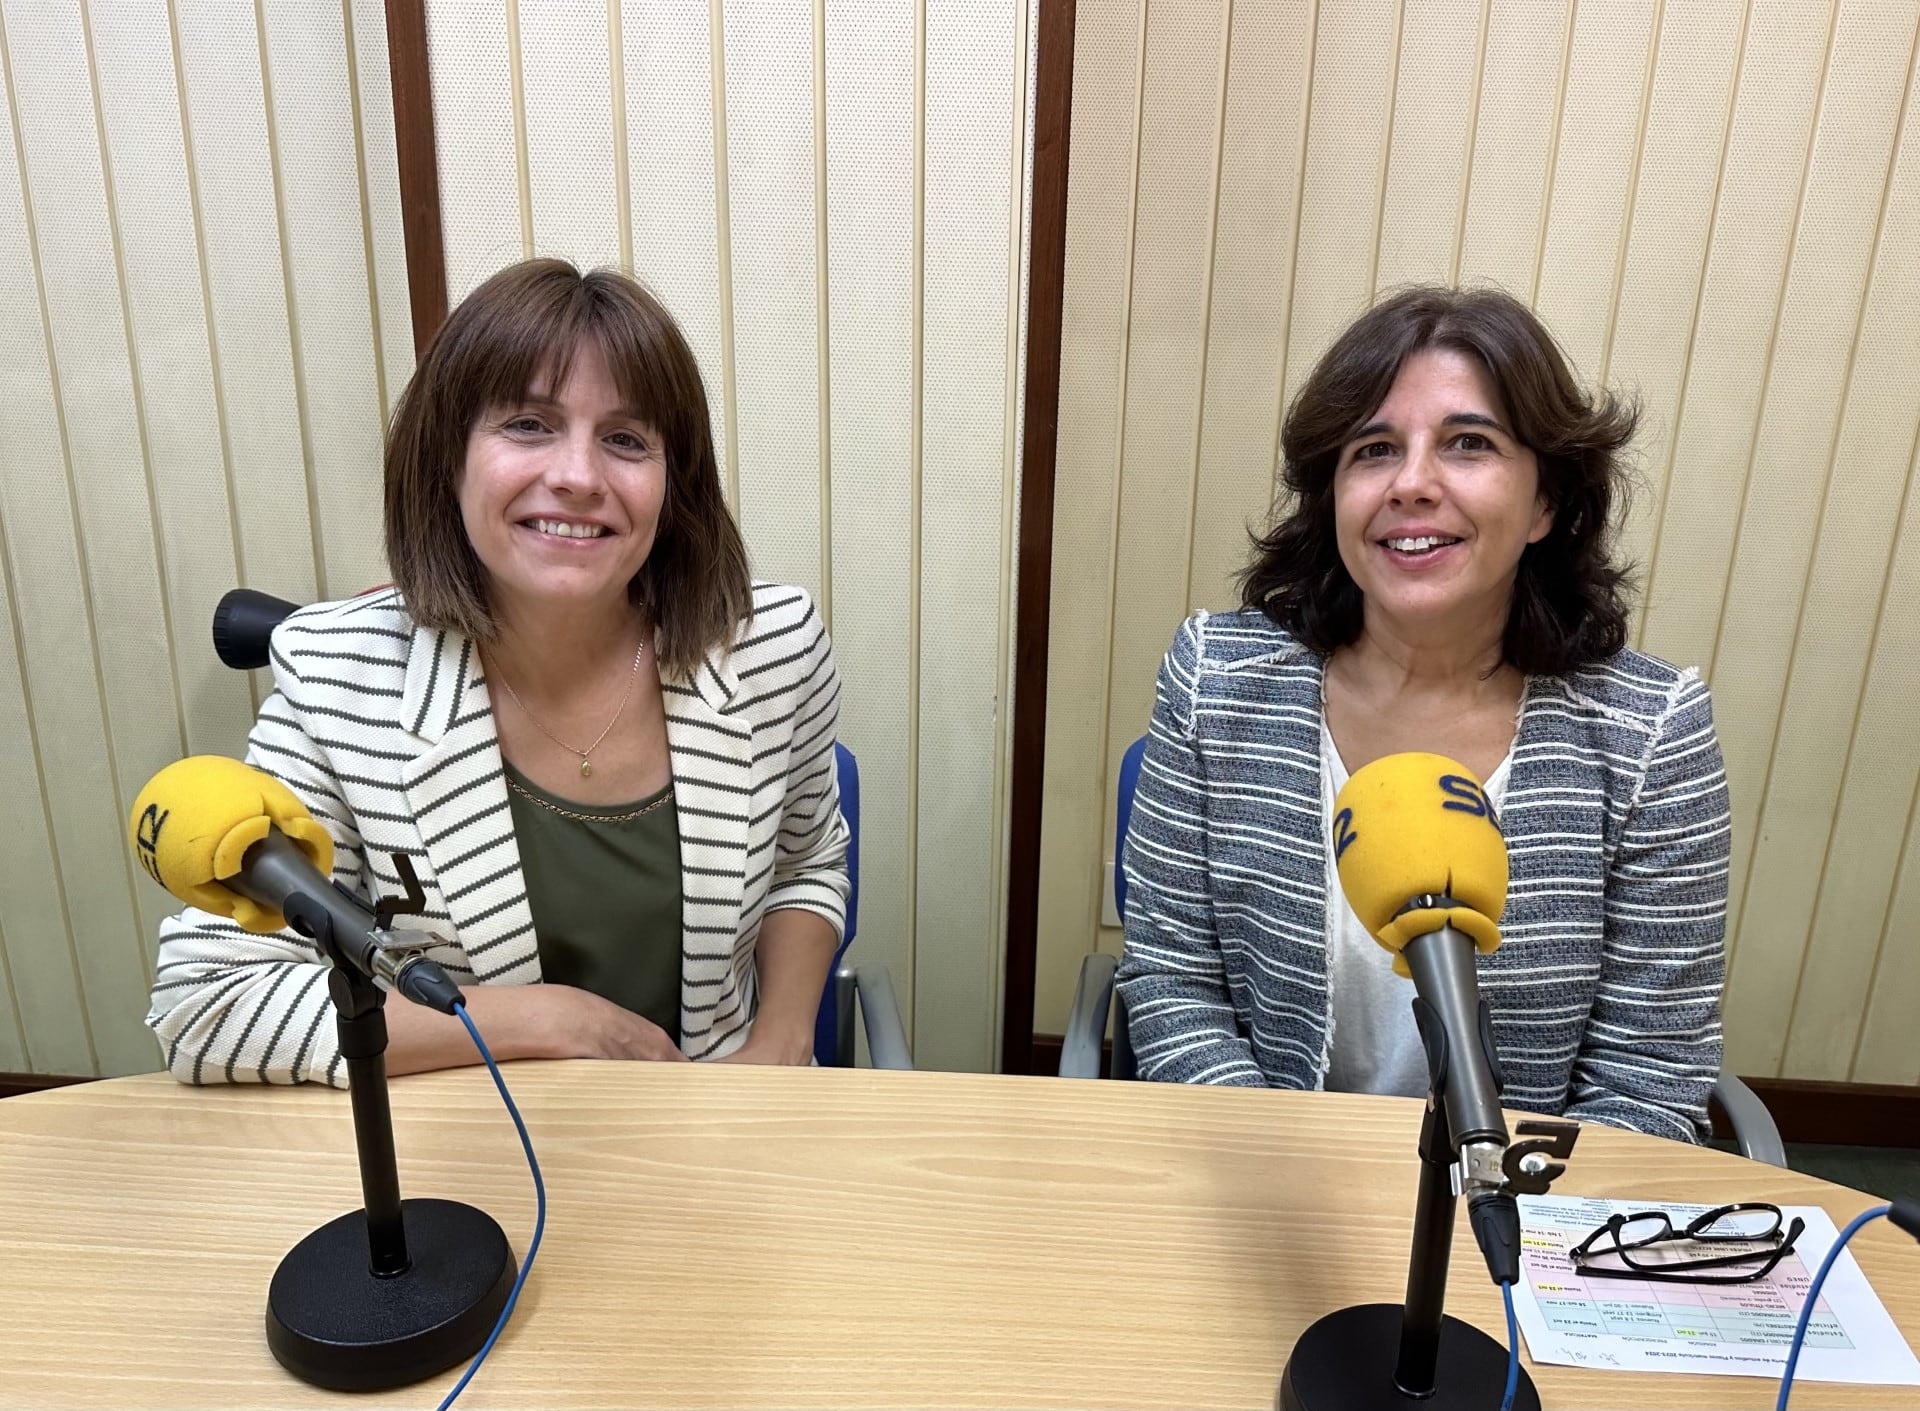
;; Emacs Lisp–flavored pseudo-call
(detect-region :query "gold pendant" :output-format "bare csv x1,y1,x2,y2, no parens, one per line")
580,759,593,778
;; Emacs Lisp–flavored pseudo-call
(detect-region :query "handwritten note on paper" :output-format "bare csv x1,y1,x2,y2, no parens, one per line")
1511,1196,1920,1385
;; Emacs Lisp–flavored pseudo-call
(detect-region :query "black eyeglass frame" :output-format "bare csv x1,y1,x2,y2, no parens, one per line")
1568,1203,1806,1285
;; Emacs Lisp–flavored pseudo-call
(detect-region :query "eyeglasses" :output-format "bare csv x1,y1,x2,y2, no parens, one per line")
1568,1203,1805,1285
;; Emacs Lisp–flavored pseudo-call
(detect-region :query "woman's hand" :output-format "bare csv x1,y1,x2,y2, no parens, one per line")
715,1020,816,1066
534,984,688,1062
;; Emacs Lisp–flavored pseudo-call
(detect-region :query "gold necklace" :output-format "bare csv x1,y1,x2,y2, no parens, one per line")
494,639,648,778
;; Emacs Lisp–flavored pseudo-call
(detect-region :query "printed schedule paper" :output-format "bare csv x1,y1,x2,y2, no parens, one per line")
1511,1195,1920,1385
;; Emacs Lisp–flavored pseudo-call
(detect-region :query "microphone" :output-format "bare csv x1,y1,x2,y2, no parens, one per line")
1333,752,1509,1160
130,756,463,1014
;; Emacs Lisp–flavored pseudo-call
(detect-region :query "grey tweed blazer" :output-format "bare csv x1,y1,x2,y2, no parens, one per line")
1115,609,1729,1143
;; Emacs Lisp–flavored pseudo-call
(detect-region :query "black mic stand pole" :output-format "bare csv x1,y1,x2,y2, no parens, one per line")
262,890,515,1391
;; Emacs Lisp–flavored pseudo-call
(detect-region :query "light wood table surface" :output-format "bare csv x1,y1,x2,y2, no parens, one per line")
1,1062,1915,1409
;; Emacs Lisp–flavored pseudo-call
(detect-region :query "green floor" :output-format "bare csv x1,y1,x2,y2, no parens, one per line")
1784,1144,1920,1203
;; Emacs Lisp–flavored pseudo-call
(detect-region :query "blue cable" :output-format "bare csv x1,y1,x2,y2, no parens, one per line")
436,1004,547,1411
1501,1280,1520,1411
1776,1204,1890,1411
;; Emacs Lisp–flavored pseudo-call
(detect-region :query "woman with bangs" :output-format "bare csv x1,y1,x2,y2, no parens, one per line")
1115,286,1730,1143
148,259,850,1084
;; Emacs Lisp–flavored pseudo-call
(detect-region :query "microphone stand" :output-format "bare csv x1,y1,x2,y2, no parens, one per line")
1278,1003,1576,1410
261,859,515,1391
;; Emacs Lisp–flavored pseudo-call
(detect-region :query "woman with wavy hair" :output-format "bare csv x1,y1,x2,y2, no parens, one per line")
1116,286,1729,1143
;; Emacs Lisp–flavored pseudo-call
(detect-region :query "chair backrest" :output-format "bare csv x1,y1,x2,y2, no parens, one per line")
1108,736,1149,1080
812,742,860,1066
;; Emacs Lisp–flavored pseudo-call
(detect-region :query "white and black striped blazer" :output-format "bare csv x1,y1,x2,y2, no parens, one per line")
147,582,850,1085
1116,610,1730,1143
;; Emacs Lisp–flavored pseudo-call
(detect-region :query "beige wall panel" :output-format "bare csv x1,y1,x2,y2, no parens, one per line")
618,0,729,495
173,0,321,623
721,0,822,603
915,0,1023,1073
260,0,391,602
1635,0,1832,667
1779,49,1920,1082
518,0,621,269
1854,608,1920,1084
346,0,416,412
1712,6,1916,1074
1033,0,1139,1033
1602,0,1746,582
1531,0,1656,377
1373,0,1482,293
1185,0,1314,613
0,560,40,1071
1277,0,1397,416
823,0,916,1025
1454,0,1570,296
4,0,189,1072
90,0,255,761
1100,0,1228,921
429,3,526,299
0,114,96,1074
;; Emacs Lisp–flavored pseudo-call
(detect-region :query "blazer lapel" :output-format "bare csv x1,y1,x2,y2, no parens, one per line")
664,646,753,1030
397,627,539,983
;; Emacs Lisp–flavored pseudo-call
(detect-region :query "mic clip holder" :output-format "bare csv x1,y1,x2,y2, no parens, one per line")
1278,990,1580,1411
264,854,514,1392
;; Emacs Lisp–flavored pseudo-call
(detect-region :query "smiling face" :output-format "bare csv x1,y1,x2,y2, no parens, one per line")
1332,346,1553,643
458,339,667,626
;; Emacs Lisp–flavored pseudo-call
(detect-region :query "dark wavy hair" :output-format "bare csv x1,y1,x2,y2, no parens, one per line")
385,258,751,678
1240,285,1638,676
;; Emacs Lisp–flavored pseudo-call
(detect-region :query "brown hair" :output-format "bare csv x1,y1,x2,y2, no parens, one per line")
384,258,750,677
1240,285,1639,676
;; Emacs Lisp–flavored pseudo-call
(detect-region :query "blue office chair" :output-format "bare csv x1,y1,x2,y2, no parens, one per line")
816,742,912,1068
1060,734,1785,1166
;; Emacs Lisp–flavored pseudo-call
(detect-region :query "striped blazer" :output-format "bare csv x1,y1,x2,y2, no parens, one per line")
1115,609,1730,1143
146,582,850,1085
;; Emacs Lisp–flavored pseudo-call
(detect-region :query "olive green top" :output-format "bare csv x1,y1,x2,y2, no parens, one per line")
503,761,683,1037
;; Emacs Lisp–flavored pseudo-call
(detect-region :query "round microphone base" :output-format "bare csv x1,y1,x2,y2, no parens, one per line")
266,1198,515,1391
1277,1303,1539,1411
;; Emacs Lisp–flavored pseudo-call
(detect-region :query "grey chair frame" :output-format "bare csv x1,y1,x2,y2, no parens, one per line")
829,964,912,1069
1061,952,1784,1168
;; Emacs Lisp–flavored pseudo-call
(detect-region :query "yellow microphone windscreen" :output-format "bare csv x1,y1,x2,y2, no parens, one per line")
129,756,334,933
1331,751,1508,973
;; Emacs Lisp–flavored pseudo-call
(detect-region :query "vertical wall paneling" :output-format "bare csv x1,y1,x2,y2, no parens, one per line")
1713,3,1914,1071
1602,0,1747,581
1184,0,1314,612
259,0,391,601
916,0,1021,1072
720,0,821,600
1275,0,1397,420
517,0,619,268
1372,0,1481,293
1453,0,1571,295
1038,0,1920,1087
0,23,96,1072
616,1,728,495
824,0,917,1031
0,0,429,1076
1530,0,1657,376
429,4,522,300
3,0,183,1072
1032,0,1142,1028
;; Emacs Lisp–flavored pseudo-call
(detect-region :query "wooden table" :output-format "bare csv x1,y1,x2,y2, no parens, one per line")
1,1063,1915,1408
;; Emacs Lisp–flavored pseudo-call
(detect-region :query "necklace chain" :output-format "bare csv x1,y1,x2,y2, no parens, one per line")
505,771,673,823
494,638,648,778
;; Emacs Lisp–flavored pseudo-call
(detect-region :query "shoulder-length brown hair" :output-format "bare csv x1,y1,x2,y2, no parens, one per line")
385,258,750,677
1240,285,1638,676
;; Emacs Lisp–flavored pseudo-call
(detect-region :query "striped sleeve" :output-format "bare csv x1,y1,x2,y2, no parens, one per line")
760,594,851,936
1566,671,1729,1142
1115,614,1264,1086
145,637,361,1088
